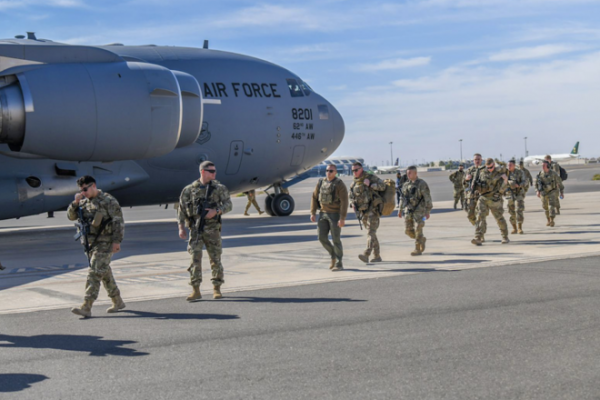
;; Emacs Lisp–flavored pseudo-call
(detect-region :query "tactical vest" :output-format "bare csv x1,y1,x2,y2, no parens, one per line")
538,172,559,194
507,169,524,196
350,173,376,211
402,180,424,212
79,192,115,238
188,181,220,218
318,178,338,206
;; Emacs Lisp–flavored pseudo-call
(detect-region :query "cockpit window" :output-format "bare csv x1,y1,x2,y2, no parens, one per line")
318,105,329,120
299,80,311,96
286,79,304,97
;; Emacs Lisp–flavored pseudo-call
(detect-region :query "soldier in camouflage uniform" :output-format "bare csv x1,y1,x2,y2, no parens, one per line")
310,164,349,271
449,164,466,210
67,175,125,318
471,158,509,246
544,155,563,215
178,161,233,301
349,162,387,263
536,161,564,227
464,154,488,240
505,159,526,234
398,166,433,256
518,159,533,196
243,189,264,216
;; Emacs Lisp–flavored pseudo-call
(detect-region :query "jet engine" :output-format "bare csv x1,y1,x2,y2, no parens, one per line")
0,62,202,161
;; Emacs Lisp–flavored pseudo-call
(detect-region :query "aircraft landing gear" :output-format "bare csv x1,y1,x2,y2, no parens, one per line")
264,184,295,217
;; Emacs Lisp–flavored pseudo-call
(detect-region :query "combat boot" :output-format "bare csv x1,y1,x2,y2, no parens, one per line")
370,256,382,262
419,237,427,253
213,286,223,299
549,217,555,227
71,299,94,318
358,252,370,263
411,242,422,256
331,261,344,272
546,218,551,226
244,212,250,216
106,295,126,313
501,236,510,244
329,258,336,270
510,222,518,234
186,286,201,301
518,223,524,234
258,210,264,215
471,238,482,246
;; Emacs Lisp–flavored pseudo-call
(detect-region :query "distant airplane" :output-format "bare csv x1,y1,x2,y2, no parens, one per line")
523,142,580,166
374,158,400,174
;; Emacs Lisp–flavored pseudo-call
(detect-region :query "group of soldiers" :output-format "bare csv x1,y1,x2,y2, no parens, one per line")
451,154,564,245
66,161,233,318
310,162,433,271
9,153,566,319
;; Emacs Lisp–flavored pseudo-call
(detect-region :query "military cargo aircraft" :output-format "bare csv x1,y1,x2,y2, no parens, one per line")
0,33,344,220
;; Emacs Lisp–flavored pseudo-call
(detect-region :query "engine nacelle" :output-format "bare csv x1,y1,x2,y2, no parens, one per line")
0,62,203,161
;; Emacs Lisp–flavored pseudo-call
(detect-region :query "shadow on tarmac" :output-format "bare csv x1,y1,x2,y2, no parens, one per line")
0,334,148,357
0,373,48,393
111,310,240,320
517,239,600,245
218,296,365,304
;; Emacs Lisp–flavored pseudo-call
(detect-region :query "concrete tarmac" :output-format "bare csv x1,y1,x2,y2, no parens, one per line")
1,164,599,399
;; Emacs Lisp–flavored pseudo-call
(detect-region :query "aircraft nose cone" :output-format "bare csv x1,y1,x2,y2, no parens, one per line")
329,103,345,151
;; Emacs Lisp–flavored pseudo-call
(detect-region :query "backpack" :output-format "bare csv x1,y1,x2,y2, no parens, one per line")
559,166,568,181
380,179,396,216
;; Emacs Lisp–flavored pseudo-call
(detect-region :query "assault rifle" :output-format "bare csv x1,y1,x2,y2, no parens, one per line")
536,175,544,194
402,186,423,216
352,201,363,230
195,183,215,235
74,207,92,268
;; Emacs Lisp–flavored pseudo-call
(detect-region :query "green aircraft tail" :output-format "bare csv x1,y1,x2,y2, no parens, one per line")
571,141,579,155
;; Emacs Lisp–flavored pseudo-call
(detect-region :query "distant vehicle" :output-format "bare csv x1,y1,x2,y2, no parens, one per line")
373,158,400,174
524,142,580,166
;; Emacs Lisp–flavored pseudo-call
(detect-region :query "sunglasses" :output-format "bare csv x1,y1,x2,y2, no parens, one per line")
352,169,361,172
79,184,93,192
486,166,495,170
203,169,217,174
326,170,336,173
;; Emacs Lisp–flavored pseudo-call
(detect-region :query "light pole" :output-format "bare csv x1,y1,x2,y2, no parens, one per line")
459,139,463,162
389,142,393,166
524,137,528,157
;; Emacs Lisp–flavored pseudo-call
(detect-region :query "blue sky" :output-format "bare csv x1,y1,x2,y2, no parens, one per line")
2,0,600,166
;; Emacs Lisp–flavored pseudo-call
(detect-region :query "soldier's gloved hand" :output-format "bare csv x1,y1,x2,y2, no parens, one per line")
310,215,316,223
338,219,345,228
363,179,370,187
112,243,121,253
206,209,218,219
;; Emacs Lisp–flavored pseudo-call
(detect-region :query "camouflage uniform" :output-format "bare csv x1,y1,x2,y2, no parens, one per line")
449,170,465,209
505,168,526,231
401,178,433,254
549,161,563,213
67,190,124,302
178,180,232,288
349,171,386,259
518,164,533,196
464,165,487,228
474,167,509,242
244,189,262,215
536,170,564,223
311,177,349,268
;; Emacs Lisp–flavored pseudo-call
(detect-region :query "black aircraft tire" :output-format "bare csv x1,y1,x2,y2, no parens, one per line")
264,194,275,216
271,193,295,217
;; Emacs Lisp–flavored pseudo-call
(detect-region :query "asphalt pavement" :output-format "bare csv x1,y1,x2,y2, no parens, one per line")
2,256,600,399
